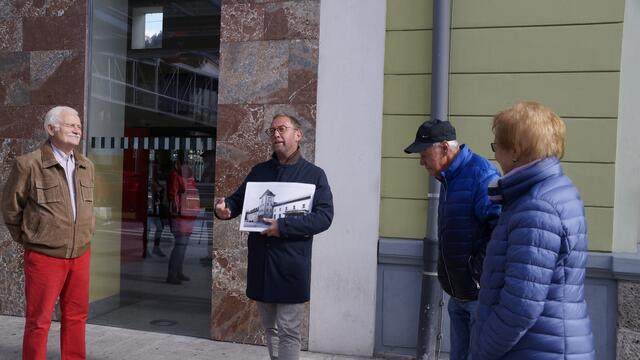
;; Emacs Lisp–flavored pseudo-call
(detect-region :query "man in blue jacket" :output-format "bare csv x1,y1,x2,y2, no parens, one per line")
215,113,333,360
404,119,500,360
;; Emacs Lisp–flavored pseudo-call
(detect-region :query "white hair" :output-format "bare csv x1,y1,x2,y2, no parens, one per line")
43,106,78,132
447,140,459,149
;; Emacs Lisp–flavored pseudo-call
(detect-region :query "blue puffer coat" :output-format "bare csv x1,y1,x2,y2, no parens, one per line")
472,157,595,360
437,145,501,300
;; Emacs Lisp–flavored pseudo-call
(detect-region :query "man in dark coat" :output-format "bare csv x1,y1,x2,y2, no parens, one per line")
215,113,334,360
404,119,501,360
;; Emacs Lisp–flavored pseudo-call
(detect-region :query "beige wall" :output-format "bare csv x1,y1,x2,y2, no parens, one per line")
614,0,640,253
382,0,624,251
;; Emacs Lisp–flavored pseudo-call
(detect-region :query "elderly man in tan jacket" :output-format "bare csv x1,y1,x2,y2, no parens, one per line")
2,106,95,360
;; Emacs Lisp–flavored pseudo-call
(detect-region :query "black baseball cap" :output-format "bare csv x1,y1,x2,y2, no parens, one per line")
403,118,456,154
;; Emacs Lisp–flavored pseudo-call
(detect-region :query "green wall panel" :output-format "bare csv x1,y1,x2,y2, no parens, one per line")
379,201,612,251
451,24,622,73
449,117,495,160
385,73,620,118
450,116,618,163
382,115,424,158
564,118,617,163
387,24,622,75
450,73,620,118
563,163,615,207
382,116,617,164
379,198,428,239
387,0,625,31
452,0,624,28
387,0,432,31
384,75,431,115
380,155,612,207
385,30,432,74
381,158,429,199
585,207,613,252
382,0,622,252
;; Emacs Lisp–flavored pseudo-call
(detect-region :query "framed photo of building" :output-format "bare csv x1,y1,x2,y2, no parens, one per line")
240,182,316,232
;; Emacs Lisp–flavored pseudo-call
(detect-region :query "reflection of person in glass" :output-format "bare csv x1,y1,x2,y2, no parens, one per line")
199,149,215,266
215,114,334,360
2,106,95,359
166,156,200,284
147,160,167,257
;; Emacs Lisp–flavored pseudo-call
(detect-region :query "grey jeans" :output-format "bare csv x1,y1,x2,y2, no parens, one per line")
256,302,305,360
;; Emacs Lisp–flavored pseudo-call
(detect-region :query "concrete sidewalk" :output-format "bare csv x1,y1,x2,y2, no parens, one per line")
0,315,386,360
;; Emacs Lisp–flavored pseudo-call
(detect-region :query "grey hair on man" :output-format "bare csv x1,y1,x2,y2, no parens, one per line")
446,140,459,149
43,106,79,132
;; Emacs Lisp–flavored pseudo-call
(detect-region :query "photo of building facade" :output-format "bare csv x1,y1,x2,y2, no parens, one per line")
245,189,311,224
1,1,640,359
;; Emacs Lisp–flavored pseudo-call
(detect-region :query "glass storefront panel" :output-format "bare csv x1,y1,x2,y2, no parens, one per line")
86,0,220,338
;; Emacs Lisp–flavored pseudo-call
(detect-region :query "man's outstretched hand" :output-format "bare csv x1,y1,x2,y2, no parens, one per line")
215,197,231,219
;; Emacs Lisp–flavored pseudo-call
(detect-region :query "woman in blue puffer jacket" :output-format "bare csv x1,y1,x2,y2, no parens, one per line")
472,101,595,359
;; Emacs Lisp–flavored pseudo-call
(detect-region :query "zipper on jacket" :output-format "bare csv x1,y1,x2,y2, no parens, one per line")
69,165,79,258
439,176,456,299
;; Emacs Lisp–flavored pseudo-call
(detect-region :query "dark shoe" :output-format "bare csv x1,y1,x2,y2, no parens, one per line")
178,273,190,281
166,275,182,285
152,246,166,257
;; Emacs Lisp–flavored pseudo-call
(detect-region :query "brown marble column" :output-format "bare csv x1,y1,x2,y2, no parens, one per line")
0,0,88,315
212,0,320,348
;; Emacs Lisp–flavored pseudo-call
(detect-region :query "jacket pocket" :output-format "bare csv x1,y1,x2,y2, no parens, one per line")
34,180,61,204
80,178,94,202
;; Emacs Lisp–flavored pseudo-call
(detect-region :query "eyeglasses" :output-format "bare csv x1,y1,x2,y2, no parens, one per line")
60,123,83,131
265,125,297,136
490,142,496,152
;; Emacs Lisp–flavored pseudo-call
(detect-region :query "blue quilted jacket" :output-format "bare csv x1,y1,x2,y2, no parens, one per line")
472,157,595,359
437,145,501,300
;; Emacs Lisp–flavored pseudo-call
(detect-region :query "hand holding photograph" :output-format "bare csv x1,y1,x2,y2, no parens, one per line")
240,182,316,232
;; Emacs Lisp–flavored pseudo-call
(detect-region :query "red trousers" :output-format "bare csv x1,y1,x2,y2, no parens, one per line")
23,248,91,360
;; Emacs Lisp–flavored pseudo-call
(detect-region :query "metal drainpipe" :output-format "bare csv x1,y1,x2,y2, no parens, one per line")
416,0,452,359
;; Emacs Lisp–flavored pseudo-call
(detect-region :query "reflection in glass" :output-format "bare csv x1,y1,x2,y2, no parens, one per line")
144,12,163,48
86,0,220,339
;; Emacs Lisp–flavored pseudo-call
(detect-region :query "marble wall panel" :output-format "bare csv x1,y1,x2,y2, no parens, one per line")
288,39,318,104
0,228,24,316
0,0,11,18
221,3,265,42
5,0,83,18
0,52,30,106
264,1,319,40
0,105,65,139
22,11,85,51
223,0,281,5
617,328,640,360
0,18,23,52
213,0,319,347
618,281,640,332
0,0,87,316
219,41,289,105
0,138,22,186
30,50,84,105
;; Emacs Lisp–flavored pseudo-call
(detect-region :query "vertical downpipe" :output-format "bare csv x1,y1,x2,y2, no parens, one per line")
416,0,452,359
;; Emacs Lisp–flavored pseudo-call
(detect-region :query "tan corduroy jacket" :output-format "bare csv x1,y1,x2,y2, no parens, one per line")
2,141,95,259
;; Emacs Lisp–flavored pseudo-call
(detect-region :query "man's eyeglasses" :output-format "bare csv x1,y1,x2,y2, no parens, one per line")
60,123,83,131
490,142,496,152
265,125,297,136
